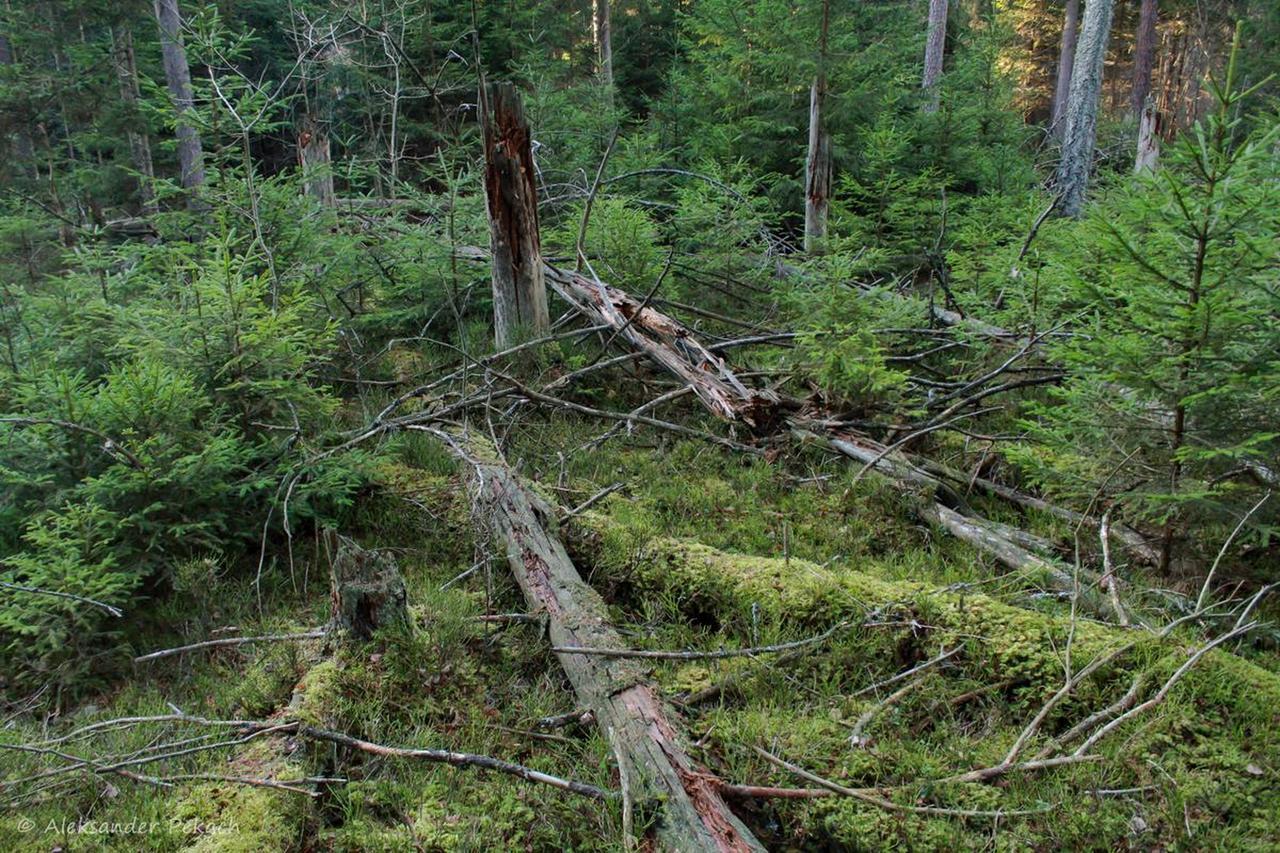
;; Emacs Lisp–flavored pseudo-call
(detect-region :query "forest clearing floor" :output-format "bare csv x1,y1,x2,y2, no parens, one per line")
2,408,1278,851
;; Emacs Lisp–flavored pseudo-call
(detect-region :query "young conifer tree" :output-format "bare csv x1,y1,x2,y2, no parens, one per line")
1021,29,1279,573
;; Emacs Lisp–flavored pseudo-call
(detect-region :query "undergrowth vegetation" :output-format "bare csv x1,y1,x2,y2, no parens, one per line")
1,0,1278,849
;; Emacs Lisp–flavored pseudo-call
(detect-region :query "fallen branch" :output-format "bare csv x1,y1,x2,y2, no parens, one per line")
297,724,612,800
754,747,1052,818
551,621,851,661
851,645,961,697
134,630,327,663
0,581,124,618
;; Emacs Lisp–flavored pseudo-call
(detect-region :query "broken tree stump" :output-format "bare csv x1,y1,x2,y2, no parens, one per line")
482,81,550,347
328,536,410,640
428,428,764,852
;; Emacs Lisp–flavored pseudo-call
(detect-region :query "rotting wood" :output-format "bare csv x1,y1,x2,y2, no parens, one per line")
328,535,411,640
482,82,550,347
452,248,1130,614
426,426,765,853
542,262,784,431
536,264,1120,609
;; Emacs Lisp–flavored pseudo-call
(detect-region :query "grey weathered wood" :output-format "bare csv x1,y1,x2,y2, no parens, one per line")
1134,97,1161,173
593,0,612,89
546,262,1130,616
1131,0,1158,117
1050,0,1080,136
804,0,832,254
482,82,550,347
921,0,948,111
152,0,205,196
1054,0,1116,217
111,26,158,215
298,112,335,206
441,432,764,852
803,80,832,255
542,263,781,430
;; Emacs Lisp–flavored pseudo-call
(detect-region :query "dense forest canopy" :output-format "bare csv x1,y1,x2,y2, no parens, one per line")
0,0,1278,850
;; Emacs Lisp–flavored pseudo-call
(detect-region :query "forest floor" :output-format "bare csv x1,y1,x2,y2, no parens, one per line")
2,399,1278,851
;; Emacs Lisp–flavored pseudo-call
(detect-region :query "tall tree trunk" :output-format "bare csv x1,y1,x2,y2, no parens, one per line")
1054,0,1116,217
921,0,948,111
110,26,158,215
592,0,612,89
1050,0,1081,136
297,112,334,206
482,82,549,347
152,0,205,196
1130,0,1158,117
0,32,36,176
804,0,832,254
1133,96,1161,172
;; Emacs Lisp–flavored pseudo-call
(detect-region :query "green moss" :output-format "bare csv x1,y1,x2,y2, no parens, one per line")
172,743,313,853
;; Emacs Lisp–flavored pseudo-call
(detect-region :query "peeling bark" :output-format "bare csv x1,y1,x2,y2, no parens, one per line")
805,0,832,253
298,112,335,206
482,82,549,347
1134,97,1161,173
543,263,783,431
437,430,764,852
804,80,832,254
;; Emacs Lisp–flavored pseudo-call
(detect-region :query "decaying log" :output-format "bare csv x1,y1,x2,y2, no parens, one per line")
329,536,411,639
532,261,1127,612
542,263,783,431
430,428,764,852
482,82,550,347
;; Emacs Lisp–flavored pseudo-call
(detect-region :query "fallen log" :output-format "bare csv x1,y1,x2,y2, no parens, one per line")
913,458,1160,566
453,248,1124,616
541,263,785,431
425,426,764,852
543,266,1084,588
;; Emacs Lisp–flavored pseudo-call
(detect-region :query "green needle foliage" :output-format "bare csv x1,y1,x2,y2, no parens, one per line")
1014,51,1280,569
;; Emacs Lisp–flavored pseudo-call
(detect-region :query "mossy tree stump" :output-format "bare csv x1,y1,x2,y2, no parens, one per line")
328,536,410,640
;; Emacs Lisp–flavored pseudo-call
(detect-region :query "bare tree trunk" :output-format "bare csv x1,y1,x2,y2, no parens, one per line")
152,0,205,196
804,0,832,254
297,112,334,206
482,82,549,347
111,26,158,215
1133,96,1161,172
1054,0,1116,217
921,0,948,111
1130,0,1158,117
1050,0,1080,136
0,32,36,176
592,0,612,89
443,432,765,852
804,83,832,255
